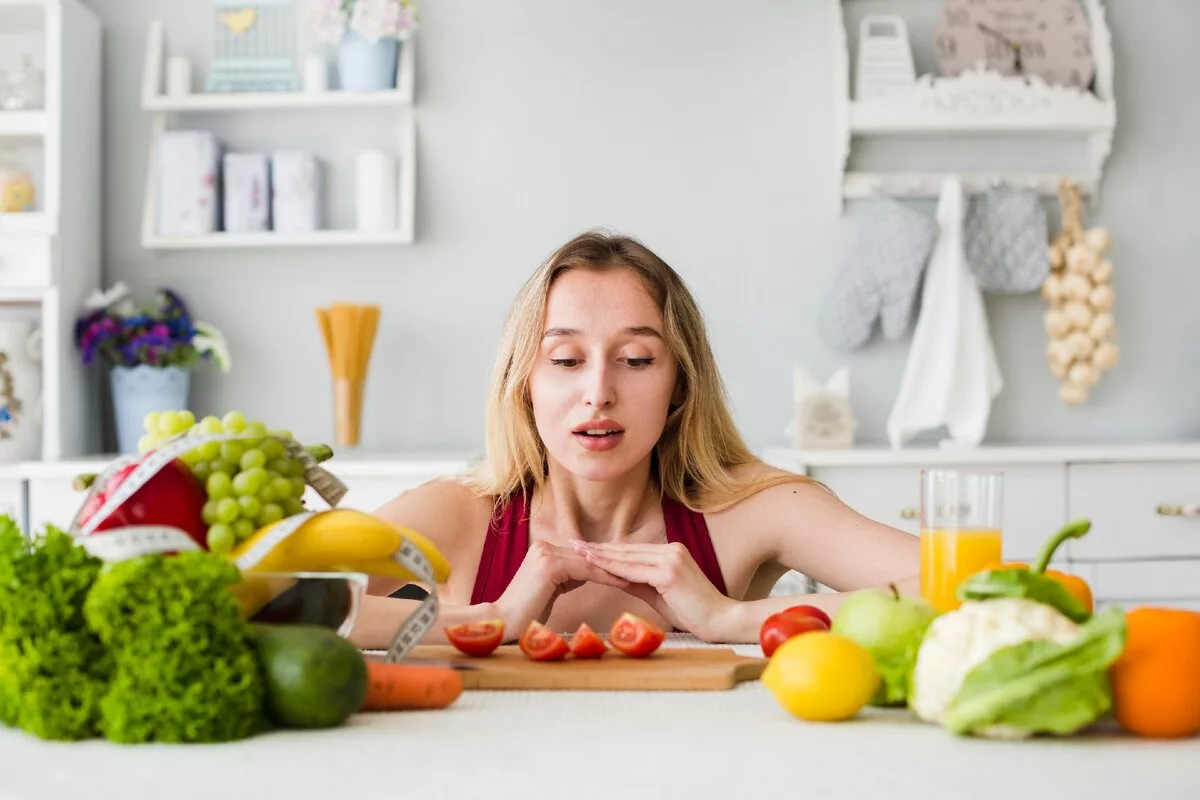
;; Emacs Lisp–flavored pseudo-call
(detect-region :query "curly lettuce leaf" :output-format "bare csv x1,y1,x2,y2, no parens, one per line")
871,619,931,707
84,551,268,743
943,606,1126,737
0,521,108,741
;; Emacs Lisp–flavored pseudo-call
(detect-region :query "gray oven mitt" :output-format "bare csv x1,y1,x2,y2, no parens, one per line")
818,198,936,351
963,187,1049,293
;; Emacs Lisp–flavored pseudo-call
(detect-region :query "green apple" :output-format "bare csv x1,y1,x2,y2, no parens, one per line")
831,585,936,706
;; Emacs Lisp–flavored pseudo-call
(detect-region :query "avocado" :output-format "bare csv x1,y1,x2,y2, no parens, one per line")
250,623,368,729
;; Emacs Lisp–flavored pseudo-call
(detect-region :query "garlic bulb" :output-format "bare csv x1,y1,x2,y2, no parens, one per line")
1059,381,1089,405
1091,258,1113,285
1048,244,1065,270
1084,227,1111,254
1069,360,1100,388
1088,312,1115,342
1090,284,1116,312
1066,330,1095,360
1041,273,1064,303
1044,309,1071,338
1067,244,1098,274
1094,341,1120,370
1061,272,1093,302
1063,301,1094,330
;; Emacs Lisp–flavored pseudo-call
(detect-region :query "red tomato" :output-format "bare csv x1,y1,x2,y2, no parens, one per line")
609,613,665,658
444,619,505,657
783,604,832,629
759,612,827,658
518,621,570,662
568,622,608,659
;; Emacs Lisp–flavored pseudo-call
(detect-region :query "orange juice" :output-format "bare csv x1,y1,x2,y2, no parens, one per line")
920,528,1003,613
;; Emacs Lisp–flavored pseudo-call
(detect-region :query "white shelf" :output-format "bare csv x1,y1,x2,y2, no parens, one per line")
0,212,52,234
843,171,1099,200
144,229,414,250
141,20,415,111
849,92,1115,135
143,89,411,113
0,111,45,137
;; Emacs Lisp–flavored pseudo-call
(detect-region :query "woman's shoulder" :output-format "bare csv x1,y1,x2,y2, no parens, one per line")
702,461,832,520
372,475,497,557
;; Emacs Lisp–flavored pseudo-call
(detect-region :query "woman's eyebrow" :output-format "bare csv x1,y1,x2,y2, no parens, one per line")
542,326,663,340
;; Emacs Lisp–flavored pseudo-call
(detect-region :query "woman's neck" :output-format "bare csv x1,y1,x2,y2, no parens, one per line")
533,460,660,544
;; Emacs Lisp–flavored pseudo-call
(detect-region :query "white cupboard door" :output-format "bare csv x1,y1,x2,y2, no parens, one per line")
809,464,1067,563
1068,462,1200,559
27,477,87,533
1067,560,1200,611
0,479,23,529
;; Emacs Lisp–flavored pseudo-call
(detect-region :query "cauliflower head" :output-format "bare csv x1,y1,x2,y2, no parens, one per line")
910,598,1081,738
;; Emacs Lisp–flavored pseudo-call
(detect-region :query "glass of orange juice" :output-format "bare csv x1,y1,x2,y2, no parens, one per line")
920,469,1003,613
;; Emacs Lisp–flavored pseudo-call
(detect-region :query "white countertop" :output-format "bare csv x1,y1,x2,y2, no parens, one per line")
1,658,1196,800
764,440,1200,468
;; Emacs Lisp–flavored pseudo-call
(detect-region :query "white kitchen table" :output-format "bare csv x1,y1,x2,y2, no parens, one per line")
1,641,1197,800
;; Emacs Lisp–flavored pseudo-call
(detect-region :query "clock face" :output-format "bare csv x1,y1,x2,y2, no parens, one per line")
934,0,1096,88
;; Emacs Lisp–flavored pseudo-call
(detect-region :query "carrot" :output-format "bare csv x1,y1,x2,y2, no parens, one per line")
360,661,464,711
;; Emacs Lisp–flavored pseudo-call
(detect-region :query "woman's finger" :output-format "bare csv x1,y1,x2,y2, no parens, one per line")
584,552,662,585
555,552,629,588
570,541,663,567
572,541,670,556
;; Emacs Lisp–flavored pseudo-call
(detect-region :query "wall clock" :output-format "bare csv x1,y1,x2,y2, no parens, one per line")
933,0,1095,89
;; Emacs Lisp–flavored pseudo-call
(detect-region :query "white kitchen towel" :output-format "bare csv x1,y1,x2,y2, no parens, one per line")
886,176,1003,450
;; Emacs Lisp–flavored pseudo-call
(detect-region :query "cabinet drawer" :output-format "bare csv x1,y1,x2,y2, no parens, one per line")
0,478,23,529
0,237,52,288
27,476,86,533
810,463,1067,562
1067,462,1200,558
1067,560,1200,607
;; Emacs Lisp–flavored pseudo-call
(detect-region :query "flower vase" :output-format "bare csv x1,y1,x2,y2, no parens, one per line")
337,30,399,92
110,365,190,454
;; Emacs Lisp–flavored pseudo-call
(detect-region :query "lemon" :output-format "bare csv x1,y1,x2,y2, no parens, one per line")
761,631,880,722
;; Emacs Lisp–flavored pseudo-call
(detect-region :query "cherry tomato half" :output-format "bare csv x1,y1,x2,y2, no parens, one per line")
444,619,505,657
518,621,570,662
759,612,827,658
609,612,665,658
569,622,608,659
783,604,832,629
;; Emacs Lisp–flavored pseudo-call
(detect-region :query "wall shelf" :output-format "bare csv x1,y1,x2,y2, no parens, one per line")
833,0,1116,210
0,212,52,234
139,19,417,250
0,111,46,137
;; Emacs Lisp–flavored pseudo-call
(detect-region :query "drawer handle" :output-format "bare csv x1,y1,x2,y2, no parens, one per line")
1156,504,1200,517
899,508,919,520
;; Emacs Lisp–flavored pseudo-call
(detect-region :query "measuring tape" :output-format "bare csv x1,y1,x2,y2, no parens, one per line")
67,430,438,663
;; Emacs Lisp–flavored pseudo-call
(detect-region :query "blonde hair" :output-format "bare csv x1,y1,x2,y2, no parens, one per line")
463,230,813,512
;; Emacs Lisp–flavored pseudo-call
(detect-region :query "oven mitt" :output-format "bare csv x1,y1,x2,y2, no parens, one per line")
963,187,1049,293
818,198,937,351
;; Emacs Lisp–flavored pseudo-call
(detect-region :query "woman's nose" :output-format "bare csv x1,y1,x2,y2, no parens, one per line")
582,363,615,409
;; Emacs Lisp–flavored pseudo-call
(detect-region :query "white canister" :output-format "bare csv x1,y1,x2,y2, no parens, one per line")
355,150,398,232
0,319,41,463
304,55,329,93
166,57,192,96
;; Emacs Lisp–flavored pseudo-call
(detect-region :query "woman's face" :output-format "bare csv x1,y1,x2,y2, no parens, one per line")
528,267,679,483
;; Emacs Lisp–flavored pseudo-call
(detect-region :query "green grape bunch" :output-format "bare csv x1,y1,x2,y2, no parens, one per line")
138,410,318,555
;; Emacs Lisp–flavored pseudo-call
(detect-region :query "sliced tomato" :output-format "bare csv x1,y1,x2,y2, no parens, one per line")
518,621,570,662
568,622,608,659
608,612,665,658
444,619,505,657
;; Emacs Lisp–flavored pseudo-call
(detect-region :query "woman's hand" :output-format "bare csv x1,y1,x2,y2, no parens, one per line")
493,541,629,639
573,541,737,642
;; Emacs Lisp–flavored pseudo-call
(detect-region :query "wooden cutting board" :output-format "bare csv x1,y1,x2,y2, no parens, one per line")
376,645,768,691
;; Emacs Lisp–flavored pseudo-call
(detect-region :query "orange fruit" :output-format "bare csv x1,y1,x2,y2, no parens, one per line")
1110,607,1200,738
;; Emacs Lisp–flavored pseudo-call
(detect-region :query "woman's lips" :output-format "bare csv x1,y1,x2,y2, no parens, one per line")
573,429,625,451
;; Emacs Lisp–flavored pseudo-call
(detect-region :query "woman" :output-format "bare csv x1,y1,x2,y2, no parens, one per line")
351,230,918,648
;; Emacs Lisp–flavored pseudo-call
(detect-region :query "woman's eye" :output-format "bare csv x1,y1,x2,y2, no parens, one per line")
625,358,655,368
549,358,579,368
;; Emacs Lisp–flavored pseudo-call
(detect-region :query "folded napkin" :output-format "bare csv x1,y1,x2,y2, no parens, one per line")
887,176,1003,449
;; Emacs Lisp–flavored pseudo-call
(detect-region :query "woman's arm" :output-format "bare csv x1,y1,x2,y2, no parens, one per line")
715,473,921,641
346,477,493,648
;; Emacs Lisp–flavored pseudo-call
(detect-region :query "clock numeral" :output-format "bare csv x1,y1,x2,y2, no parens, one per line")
984,38,1008,59
1064,6,1077,24
945,8,970,27
936,35,958,60
1021,39,1046,60
1073,33,1091,58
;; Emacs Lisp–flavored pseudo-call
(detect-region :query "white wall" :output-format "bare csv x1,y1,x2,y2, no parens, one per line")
82,0,1200,455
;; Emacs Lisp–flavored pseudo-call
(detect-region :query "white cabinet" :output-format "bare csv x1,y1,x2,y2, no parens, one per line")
764,443,1200,611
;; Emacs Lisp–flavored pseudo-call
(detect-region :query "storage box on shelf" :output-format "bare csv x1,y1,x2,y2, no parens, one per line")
139,20,416,250
762,443,1200,611
0,0,102,463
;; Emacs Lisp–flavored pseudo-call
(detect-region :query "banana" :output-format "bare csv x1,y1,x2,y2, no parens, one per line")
228,508,451,583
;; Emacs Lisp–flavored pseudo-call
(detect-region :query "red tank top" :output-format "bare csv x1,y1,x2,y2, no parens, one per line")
469,491,729,605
